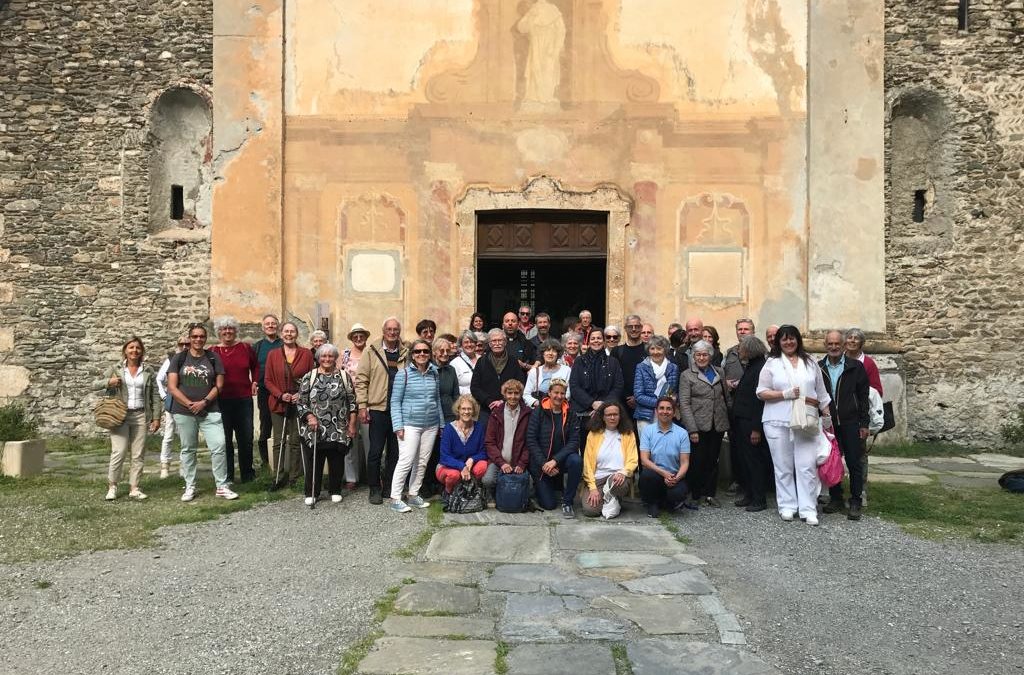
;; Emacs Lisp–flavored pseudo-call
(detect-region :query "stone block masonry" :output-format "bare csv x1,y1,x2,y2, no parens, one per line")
885,1,1024,444
0,1,213,434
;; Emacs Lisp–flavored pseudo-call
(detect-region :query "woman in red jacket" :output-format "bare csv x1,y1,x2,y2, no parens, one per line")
211,316,258,483
264,322,315,489
481,379,532,503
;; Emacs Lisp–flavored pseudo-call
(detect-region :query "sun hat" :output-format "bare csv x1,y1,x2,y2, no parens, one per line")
347,323,370,340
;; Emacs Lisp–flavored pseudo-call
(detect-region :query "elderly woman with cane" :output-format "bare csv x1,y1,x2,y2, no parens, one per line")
264,322,315,490
297,343,358,508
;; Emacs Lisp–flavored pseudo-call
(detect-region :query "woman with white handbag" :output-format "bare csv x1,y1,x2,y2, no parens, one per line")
755,325,832,525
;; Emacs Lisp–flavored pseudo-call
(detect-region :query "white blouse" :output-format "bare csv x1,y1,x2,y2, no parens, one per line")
756,356,831,426
451,352,477,395
595,430,625,481
523,363,572,407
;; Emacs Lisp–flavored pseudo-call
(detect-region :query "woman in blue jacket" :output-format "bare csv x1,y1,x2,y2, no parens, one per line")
436,395,489,496
633,335,679,435
389,338,444,513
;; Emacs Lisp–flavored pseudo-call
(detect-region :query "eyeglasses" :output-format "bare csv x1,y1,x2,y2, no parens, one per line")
625,324,642,330
189,334,206,340
604,334,620,341
412,348,431,355
518,311,530,315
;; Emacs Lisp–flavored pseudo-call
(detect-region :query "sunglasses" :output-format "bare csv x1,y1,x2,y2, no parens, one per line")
604,334,620,340
518,311,530,315
412,348,431,355
189,334,206,340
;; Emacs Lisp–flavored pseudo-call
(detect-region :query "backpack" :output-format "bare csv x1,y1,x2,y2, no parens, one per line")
998,470,1024,494
495,471,530,513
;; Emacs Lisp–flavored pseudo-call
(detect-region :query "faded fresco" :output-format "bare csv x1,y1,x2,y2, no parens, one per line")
212,0,883,341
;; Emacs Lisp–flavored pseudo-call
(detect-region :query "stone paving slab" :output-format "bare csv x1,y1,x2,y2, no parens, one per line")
357,637,497,675
393,581,479,614
400,561,483,584
939,475,1001,489
381,615,495,639
426,525,551,564
917,455,978,465
866,473,931,484
621,569,715,596
555,523,683,552
592,594,710,635
949,470,1007,478
575,551,674,569
968,453,1024,470
627,639,780,675
919,460,1001,474
871,463,938,475
866,455,919,464
444,510,558,526
507,643,616,675
500,593,629,642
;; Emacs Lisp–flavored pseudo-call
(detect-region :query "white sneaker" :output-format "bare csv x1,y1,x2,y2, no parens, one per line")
779,509,795,522
128,489,148,501
804,514,819,526
181,486,196,502
215,486,239,500
331,494,343,504
105,486,117,501
304,497,315,507
159,463,170,479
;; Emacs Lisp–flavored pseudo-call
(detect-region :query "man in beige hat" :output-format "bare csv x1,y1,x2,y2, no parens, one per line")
355,317,409,504
341,322,371,490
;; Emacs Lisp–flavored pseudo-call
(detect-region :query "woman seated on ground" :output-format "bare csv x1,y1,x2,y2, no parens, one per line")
581,401,638,518
436,395,489,497
95,336,161,501
297,343,358,508
524,339,572,408
482,379,532,502
526,378,582,518
633,335,679,435
638,396,691,518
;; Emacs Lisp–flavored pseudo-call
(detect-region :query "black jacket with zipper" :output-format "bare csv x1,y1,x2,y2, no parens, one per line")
526,397,580,469
818,356,870,429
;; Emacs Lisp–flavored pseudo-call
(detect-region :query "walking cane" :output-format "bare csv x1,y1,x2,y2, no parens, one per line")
309,427,318,510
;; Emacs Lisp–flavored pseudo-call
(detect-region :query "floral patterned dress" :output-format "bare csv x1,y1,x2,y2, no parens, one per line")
296,368,357,445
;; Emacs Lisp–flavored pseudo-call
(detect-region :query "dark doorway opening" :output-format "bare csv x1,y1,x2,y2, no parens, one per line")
476,210,608,333
477,258,606,333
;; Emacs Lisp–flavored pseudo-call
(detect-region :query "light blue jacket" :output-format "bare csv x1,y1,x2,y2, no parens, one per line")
390,363,444,430
633,358,680,422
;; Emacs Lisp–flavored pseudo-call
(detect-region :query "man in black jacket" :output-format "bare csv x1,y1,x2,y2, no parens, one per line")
526,379,582,518
502,311,536,371
819,330,871,521
471,329,526,412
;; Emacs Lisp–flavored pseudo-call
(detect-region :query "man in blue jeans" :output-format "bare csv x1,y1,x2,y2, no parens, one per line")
526,379,582,518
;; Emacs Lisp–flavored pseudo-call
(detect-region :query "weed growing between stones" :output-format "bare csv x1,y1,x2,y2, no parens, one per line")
658,512,693,545
394,500,445,560
335,629,384,675
611,643,634,675
31,579,52,590
1000,404,1024,453
494,641,510,674
0,404,38,443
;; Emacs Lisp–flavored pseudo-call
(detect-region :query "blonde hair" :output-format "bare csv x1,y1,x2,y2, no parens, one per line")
452,394,480,420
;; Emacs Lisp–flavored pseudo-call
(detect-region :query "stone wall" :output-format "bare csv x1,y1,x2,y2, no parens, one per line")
0,0,214,434
885,0,1024,444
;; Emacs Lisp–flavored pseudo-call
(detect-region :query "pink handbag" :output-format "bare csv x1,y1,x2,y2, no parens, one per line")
817,431,844,488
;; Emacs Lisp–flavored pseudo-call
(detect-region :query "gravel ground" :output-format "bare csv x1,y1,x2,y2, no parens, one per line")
0,490,425,675
674,504,1024,675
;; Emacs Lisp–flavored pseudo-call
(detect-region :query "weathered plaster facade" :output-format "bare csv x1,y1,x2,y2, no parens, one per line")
1,1,1021,445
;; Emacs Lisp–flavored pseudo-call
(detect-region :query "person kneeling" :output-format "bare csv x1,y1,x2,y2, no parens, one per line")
526,378,582,518
482,380,532,504
582,402,638,518
638,396,691,518
436,395,489,499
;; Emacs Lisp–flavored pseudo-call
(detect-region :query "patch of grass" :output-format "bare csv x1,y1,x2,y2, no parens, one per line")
658,512,693,545
31,579,52,590
336,628,384,675
394,500,446,560
374,584,404,622
393,609,457,617
870,441,975,459
45,435,120,455
870,480,1023,544
0,472,288,564
442,633,471,640
0,403,39,442
612,643,634,675
427,499,444,527
495,641,510,675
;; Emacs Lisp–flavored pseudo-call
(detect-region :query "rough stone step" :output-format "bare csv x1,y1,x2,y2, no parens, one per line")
381,615,494,639
357,637,497,675
591,594,711,635
627,638,780,674
507,643,616,675
555,523,684,553
620,569,716,596
426,525,552,564
393,581,480,615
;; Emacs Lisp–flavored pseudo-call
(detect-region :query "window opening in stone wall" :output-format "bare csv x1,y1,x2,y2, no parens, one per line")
170,185,184,220
957,0,969,31
912,190,926,223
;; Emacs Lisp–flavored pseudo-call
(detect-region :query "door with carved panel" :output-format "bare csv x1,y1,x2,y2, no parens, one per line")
476,210,607,331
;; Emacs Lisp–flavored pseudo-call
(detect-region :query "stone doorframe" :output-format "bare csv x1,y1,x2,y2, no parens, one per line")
454,176,632,325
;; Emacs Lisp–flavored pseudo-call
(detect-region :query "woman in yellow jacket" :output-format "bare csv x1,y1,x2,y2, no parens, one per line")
581,401,638,517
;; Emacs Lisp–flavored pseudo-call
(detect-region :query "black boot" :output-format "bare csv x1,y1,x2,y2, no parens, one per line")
734,495,753,507
369,487,383,505
823,498,845,514
848,501,862,521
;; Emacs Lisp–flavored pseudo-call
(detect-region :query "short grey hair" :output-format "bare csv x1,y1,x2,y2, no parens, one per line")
646,335,671,354
310,330,328,341
487,328,506,342
473,331,488,343
561,332,582,345
214,315,240,332
735,317,755,330
691,339,712,355
624,314,642,325
382,316,401,331
845,327,866,347
604,324,621,337
738,334,767,360
459,330,479,345
315,343,340,359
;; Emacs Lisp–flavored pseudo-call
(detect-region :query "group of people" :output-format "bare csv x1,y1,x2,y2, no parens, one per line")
95,306,884,525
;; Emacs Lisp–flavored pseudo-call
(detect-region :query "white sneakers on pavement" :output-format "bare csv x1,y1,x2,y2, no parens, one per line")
779,509,795,522
331,494,343,504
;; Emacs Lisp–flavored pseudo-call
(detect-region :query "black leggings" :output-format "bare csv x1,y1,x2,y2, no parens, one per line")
688,430,725,499
301,440,348,498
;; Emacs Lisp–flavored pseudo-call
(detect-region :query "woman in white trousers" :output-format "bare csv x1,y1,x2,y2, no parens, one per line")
756,325,832,525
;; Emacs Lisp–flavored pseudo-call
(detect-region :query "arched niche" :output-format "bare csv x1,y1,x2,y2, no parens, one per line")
148,87,213,235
